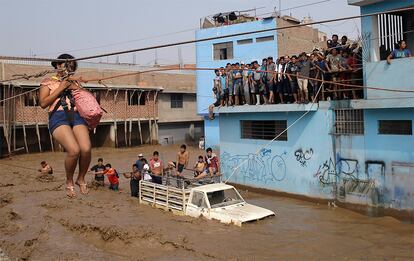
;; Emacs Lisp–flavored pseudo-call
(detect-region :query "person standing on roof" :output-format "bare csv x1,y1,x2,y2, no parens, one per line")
39,53,91,198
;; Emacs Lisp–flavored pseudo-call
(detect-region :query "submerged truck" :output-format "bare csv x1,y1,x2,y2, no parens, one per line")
139,179,275,226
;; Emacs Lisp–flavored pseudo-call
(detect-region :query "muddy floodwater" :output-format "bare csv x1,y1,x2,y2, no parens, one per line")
0,145,413,260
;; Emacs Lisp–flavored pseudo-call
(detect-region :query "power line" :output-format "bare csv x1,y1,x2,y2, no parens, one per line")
34,28,197,57
257,0,331,17
0,6,413,63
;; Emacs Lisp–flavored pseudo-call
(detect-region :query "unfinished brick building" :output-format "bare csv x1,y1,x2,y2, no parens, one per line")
0,61,202,157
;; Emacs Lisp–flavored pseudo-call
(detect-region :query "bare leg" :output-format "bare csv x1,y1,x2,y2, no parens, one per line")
52,125,80,197
73,125,91,194
195,172,207,180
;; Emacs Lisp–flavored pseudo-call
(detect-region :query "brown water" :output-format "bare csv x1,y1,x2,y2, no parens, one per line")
1,145,413,260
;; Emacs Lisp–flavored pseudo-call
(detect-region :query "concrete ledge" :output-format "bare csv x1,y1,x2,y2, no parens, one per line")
214,103,319,114
329,98,414,109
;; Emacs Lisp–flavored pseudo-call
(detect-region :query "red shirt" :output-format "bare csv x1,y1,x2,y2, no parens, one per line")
205,154,219,169
104,168,119,184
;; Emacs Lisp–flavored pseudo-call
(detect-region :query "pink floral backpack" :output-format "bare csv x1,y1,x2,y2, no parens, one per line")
72,89,104,129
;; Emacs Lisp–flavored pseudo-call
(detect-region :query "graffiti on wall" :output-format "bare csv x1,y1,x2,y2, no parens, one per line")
221,148,287,184
294,148,313,167
314,158,361,185
314,157,382,204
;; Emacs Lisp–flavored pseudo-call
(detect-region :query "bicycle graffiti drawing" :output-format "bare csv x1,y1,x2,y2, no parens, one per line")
221,148,287,184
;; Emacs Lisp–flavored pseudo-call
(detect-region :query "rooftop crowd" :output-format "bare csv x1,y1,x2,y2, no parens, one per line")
211,35,411,109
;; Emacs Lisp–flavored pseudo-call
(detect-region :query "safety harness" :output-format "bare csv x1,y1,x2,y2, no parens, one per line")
49,76,75,124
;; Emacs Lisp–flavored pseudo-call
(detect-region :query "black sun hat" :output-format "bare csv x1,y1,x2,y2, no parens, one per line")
51,53,78,70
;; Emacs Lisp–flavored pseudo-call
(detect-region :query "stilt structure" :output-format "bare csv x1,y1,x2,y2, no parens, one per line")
35,123,42,152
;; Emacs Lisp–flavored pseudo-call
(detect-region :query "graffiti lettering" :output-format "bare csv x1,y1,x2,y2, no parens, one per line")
294,148,313,167
314,158,360,185
221,149,287,184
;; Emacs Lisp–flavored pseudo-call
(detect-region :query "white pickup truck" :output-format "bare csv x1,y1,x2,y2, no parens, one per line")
139,180,275,226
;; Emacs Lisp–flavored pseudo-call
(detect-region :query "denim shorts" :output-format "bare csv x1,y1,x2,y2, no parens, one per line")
49,110,87,134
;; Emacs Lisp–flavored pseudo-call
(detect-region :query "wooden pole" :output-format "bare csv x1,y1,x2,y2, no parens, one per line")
19,94,29,153
138,119,142,145
12,87,16,151
148,118,152,145
49,131,54,152
129,118,132,146
35,123,42,152
124,90,127,147
22,124,29,153
113,90,118,148
2,84,11,155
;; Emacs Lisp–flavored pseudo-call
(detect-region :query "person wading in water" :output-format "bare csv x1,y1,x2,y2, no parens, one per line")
39,54,91,198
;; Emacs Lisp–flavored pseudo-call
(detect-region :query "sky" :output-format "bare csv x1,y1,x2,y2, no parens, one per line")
0,0,360,65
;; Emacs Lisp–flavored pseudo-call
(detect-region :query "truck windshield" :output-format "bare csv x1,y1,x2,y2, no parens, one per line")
207,188,244,208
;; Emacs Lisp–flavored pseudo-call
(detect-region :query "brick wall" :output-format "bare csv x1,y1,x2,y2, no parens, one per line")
4,88,158,125
277,18,327,57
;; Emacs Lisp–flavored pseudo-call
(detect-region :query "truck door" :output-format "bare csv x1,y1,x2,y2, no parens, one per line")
186,191,209,217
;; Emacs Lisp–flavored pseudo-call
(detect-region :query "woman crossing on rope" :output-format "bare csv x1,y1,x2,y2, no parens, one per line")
39,54,91,198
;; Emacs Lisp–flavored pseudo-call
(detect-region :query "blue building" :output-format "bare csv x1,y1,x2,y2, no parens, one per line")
196,3,414,217
196,17,278,149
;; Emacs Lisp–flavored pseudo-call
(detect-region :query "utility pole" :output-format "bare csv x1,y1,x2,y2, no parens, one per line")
278,0,282,16
178,47,183,68
154,50,159,66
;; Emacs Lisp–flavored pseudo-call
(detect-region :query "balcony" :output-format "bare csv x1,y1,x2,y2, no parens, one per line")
347,0,385,6
365,57,414,101
214,103,318,114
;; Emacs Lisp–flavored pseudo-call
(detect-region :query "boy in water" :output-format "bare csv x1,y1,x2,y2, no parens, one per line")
90,158,105,187
103,164,119,191
38,161,53,175
176,144,189,177
123,164,141,197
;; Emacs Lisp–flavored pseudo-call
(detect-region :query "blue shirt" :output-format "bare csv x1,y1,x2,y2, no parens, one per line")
315,60,327,71
221,76,227,90
135,160,143,171
391,49,411,59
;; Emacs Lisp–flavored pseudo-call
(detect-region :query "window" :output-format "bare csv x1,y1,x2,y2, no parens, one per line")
171,93,183,108
207,188,244,208
378,120,412,135
213,42,233,60
256,35,275,43
128,91,146,106
374,11,414,61
24,90,40,107
241,120,287,141
191,191,208,208
237,38,253,45
0,84,4,102
334,109,364,135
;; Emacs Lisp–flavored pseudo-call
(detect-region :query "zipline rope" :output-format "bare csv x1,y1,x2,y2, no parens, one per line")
0,6,413,63
1,66,413,104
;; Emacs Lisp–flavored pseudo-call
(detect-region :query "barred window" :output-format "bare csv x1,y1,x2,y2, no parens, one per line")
256,35,275,43
128,91,146,106
334,109,364,135
24,90,40,107
378,120,412,135
171,93,183,108
237,38,253,45
213,42,233,60
241,120,287,141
